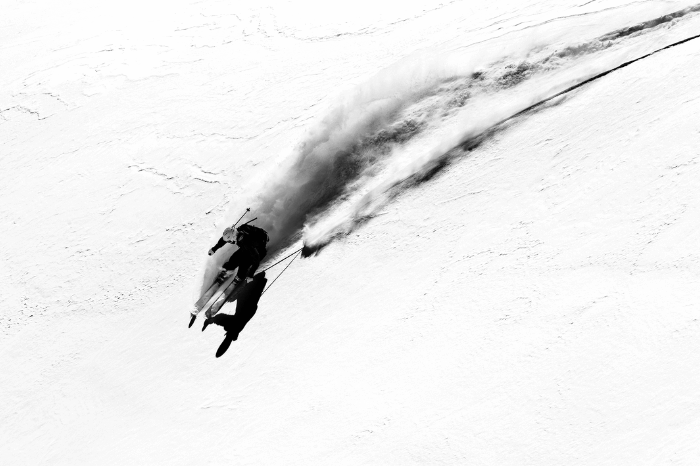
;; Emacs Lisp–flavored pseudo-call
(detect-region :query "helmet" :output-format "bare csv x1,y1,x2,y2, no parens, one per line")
222,227,236,243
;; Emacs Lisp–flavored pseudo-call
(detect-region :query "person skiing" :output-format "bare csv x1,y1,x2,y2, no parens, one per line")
208,223,269,285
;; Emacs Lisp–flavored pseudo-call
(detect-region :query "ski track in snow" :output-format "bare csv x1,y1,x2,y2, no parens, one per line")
206,3,700,286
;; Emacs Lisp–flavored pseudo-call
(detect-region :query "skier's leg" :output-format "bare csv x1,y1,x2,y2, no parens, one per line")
222,249,242,272
235,259,251,282
235,251,255,282
248,257,261,277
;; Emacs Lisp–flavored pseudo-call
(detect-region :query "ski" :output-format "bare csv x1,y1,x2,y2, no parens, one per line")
205,279,246,319
197,273,237,314
190,272,238,329
193,270,233,313
201,281,247,331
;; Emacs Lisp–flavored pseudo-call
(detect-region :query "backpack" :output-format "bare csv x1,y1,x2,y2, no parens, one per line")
236,224,269,257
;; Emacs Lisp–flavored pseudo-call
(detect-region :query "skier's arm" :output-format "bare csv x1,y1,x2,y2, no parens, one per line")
208,237,228,256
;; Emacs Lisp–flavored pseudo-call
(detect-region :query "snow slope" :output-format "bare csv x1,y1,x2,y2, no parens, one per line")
2,1,700,464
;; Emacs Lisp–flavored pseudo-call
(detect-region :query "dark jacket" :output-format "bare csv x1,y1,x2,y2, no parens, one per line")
211,229,268,279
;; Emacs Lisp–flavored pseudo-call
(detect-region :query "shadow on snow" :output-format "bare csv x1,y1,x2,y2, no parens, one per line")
203,272,268,358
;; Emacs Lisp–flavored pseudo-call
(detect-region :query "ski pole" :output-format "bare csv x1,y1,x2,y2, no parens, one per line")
240,217,258,226
231,208,251,229
260,247,303,273
262,251,300,296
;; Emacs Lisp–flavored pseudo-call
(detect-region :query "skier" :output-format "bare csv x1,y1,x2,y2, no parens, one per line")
208,223,269,285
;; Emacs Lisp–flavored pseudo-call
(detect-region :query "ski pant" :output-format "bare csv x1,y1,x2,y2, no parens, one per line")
222,248,261,281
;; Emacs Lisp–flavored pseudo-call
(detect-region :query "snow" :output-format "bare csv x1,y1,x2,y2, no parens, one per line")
2,0,700,464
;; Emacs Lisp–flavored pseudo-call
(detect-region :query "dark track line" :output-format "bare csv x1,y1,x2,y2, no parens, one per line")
306,28,700,253
504,31,700,124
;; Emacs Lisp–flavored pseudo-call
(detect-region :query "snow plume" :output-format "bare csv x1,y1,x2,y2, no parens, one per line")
201,49,486,287
206,3,700,277
301,4,700,253
217,49,495,254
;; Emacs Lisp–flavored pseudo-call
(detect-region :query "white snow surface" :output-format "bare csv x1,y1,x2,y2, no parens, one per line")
2,0,700,464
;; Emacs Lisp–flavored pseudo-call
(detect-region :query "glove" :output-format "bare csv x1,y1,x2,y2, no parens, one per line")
208,248,215,256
